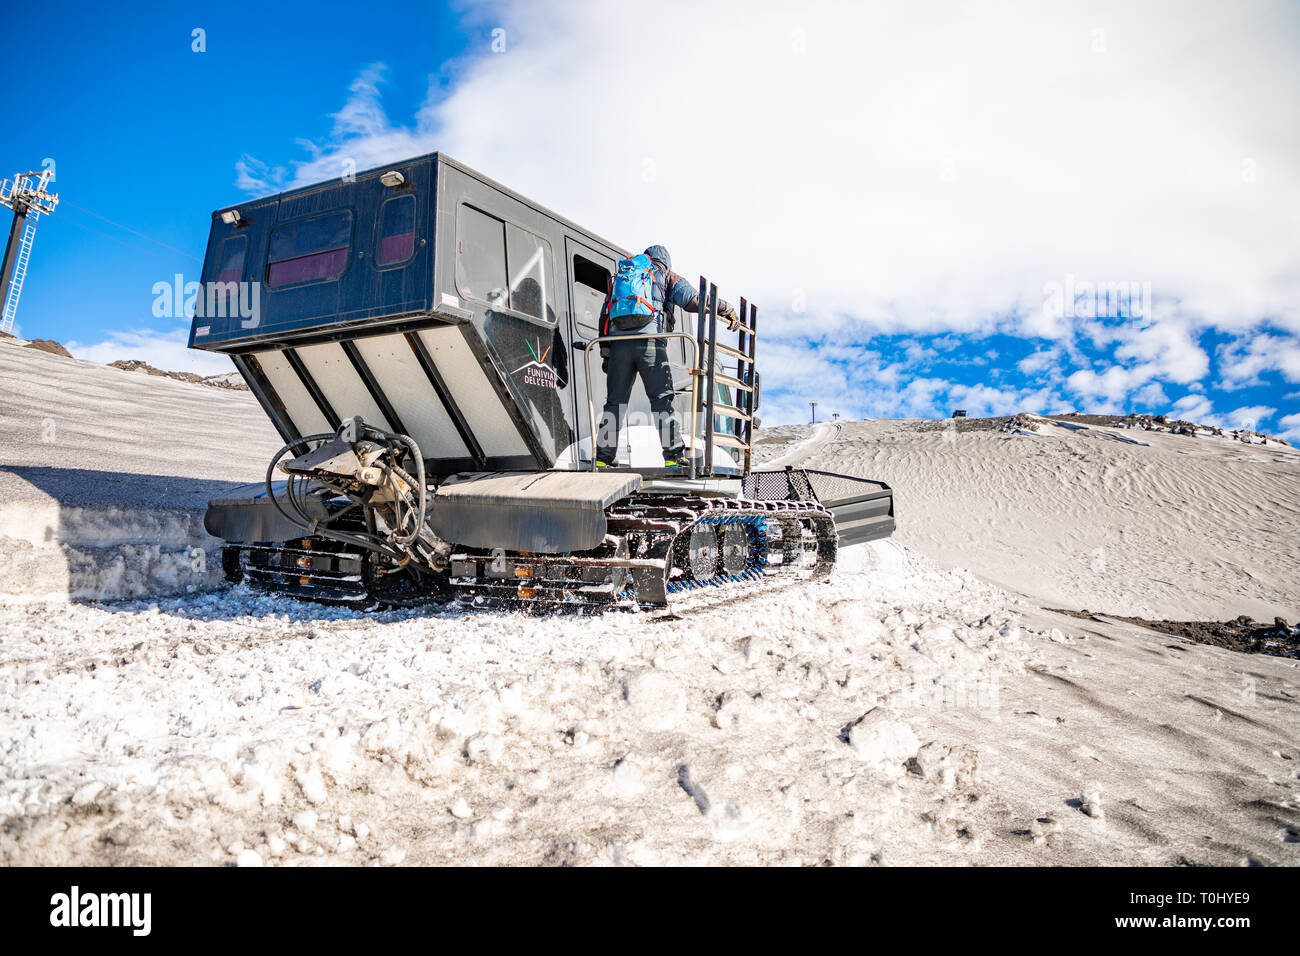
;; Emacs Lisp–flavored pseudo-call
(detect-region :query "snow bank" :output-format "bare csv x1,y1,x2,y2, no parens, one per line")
0,336,280,603
0,502,226,603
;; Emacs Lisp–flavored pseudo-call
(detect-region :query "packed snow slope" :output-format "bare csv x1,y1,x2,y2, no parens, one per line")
757,418,1300,622
0,339,278,503
0,340,281,601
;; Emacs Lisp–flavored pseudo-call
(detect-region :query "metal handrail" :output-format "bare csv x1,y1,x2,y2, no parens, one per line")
581,333,701,477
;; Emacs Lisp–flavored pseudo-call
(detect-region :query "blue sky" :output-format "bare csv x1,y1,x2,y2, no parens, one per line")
4,0,471,352
5,0,1299,439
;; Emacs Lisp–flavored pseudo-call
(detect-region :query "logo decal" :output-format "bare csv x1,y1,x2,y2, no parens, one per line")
513,338,558,390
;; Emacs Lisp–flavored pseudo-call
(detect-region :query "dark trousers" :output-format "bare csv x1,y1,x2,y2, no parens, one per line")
596,337,683,462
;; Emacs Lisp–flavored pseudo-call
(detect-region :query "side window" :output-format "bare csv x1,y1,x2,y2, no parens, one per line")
215,235,247,284
506,227,548,321
572,254,611,338
376,195,416,267
455,204,555,323
266,210,352,288
456,205,508,307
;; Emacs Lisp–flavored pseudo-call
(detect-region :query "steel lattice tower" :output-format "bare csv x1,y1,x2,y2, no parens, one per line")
0,169,59,334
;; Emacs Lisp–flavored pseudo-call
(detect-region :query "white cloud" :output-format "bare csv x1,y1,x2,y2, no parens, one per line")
952,320,1203,416
1164,396,1277,432
1113,321,1209,384
1220,404,1276,431
1217,332,1300,389
753,333,1066,420
1170,393,1214,422
239,0,1300,340
1018,347,1061,377
901,340,939,365
944,382,1061,417
1131,382,1169,410
235,154,288,195
1065,363,1159,406
226,0,1300,423
1279,412,1300,443
66,329,236,376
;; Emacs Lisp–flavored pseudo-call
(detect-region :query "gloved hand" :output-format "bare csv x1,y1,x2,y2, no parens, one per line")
600,346,610,374
717,299,740,331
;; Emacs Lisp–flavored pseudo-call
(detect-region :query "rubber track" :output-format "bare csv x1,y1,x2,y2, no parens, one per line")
225,496,839,611
591,494,837,609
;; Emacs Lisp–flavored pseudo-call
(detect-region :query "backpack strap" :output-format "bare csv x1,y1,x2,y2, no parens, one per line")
600,274,613,336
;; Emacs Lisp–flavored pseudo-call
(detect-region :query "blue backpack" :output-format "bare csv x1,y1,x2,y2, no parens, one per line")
606,253,658,331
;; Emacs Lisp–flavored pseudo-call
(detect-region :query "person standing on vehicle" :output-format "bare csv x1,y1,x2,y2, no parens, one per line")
596,244,737,467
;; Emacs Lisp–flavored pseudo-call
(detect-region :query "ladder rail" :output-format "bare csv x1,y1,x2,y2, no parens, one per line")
703,281,719,474
744,301,758,473
694,276,759,478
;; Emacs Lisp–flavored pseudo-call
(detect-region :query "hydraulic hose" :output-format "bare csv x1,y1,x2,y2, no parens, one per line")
265,433,336,533
262,426,428,558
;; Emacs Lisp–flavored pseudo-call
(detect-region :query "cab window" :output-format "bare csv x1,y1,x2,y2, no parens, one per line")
267,210,352,288
376,195,416,267
215,235,247,284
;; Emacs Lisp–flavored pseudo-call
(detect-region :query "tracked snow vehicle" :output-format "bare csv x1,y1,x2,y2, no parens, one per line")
189,153,894,609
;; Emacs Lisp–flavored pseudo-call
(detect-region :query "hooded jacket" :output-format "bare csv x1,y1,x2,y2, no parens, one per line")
599,247,701,337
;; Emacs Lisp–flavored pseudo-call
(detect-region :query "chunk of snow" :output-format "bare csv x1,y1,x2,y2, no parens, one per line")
296,766,327,805
1080,787,1105,820
70,781,105,806
624,671,686,731
846,710,920,770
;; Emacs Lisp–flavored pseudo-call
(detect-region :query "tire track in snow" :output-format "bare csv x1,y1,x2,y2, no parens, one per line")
765,421,839,469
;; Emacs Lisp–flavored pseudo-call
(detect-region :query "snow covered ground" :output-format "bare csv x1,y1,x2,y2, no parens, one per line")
0,545,1020,865
3,542,1296,866
1,350,1298,865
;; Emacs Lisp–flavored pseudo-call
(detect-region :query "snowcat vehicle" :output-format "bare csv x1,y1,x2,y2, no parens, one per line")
188,153,894,608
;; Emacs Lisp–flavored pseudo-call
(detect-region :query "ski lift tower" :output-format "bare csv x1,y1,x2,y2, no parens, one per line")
0,169,59,335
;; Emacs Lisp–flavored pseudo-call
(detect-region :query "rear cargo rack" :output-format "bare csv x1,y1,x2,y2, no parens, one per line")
743,467,896,545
